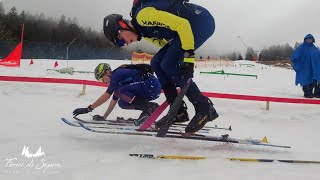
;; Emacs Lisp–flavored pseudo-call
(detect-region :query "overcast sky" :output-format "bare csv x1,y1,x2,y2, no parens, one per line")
2,0,320,56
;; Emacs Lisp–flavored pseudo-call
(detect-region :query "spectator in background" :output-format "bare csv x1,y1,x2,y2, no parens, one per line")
290,34,320,98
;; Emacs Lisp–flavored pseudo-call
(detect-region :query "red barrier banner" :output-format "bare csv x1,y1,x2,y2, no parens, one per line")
0,76,108,87
1,76,320,105
202,92,320,105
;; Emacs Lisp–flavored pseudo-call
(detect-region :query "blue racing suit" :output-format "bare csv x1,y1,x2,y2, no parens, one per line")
106,66,162,109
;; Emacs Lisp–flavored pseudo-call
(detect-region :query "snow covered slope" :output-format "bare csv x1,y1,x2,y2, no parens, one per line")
1,59,319,180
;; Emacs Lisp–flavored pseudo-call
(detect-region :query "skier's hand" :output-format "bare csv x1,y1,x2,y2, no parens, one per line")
73,105,93,116
181,50,195,79
93,115,105,121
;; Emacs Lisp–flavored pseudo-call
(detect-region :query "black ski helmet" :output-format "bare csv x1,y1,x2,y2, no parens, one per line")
103,14,123,46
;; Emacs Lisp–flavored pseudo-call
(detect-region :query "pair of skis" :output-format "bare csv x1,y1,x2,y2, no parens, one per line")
62,117,210,136
61,80,291,148
63,116,217,134
60,117,290,148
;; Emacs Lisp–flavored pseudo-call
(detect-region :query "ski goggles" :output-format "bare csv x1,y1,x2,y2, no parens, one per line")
116,20,130,47
116,37,126,47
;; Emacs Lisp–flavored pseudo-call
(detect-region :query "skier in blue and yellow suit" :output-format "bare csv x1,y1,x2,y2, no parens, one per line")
102,0,219,133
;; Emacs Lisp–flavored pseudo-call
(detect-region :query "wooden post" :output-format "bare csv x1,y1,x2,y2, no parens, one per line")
266,101,270,111
80,84,86,96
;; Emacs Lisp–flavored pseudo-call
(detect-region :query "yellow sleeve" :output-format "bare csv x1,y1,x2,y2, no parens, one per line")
144,37,167,48
136,7,194,51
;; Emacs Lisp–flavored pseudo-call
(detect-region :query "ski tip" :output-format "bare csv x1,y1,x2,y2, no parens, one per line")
61,117,80,127
262,136,269,143
61,117,71,125
129,154,156,159
78,122,90,131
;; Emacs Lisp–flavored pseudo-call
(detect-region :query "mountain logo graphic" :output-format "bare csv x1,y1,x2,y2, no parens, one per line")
21,145,45,158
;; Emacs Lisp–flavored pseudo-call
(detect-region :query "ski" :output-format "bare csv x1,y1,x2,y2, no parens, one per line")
157,80,191,137
115,117,231,131
76,120,291,149
73,116,230,132
129,154,320,164
138,101,169,130
115,119,214,131
172,123,232,131
74,116,134,126
78,121,156,136
62,117,140,130
78,121,209,136
61,117,209,134
63,117,207,136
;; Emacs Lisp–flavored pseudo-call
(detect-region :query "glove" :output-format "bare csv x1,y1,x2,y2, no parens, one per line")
181,50,195,79
73,105,93,116
93,115,105,121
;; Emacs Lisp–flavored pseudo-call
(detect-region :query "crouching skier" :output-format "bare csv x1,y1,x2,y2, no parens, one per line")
73,63,162,125
101,0,218,133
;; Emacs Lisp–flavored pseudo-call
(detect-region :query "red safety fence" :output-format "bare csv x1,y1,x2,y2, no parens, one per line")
1,76,320,105
202,92,320,105
0,76,108,87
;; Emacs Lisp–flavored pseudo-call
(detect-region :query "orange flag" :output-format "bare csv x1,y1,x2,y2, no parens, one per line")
54,61,59,68
29,59,34,66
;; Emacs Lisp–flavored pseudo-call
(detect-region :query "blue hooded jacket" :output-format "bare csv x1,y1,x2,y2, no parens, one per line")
290,34,320,86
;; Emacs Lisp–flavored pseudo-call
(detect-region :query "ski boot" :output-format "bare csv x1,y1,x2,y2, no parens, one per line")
133,102,159,126
314,82,320,98
303,84,314,98
155,100,189,128
185,98,219,133
304,94,314,98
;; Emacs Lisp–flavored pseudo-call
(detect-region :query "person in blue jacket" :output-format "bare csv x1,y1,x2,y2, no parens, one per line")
291,34,320,98
73,63,162,125
102,0,219,133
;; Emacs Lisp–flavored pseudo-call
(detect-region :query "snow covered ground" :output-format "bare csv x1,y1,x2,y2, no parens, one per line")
1,59,320,180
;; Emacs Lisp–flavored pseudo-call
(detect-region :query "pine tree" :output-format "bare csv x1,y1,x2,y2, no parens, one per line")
0,5,128,59
237,54,243,60
231,52,237,60
8,7,18,19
